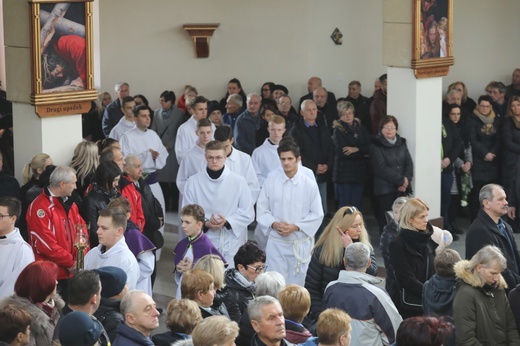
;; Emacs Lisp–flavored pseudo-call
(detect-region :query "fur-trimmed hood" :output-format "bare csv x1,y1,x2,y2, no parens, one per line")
454,259,507,289
332,118,361,131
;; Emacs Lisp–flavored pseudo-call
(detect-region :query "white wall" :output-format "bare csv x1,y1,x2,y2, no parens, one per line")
98,0,385,109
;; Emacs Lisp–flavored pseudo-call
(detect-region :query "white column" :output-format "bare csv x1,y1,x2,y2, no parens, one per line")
387,67,442,218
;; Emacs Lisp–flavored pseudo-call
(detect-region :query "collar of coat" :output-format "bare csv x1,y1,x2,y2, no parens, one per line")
454,259,507,290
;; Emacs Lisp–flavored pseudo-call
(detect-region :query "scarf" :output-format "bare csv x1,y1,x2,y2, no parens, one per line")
400,226,432,252
231,269,256,294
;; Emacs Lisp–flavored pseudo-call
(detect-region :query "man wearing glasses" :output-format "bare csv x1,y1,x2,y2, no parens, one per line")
183,141,254,264
256,138,324,286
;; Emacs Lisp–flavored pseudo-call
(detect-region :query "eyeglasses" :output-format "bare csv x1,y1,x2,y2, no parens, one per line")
343,206,358,217
247,265,268,273
382,126,397,130
206,156,225,162
0,214,12,220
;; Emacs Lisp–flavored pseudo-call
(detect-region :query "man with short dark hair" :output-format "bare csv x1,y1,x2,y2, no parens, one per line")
489,81,508,116
114,290,160,345
0,197,34,300
370,73,387,134
249,296,295,346
109,96,136,141
466,184,520,290
84,208,140,290
234,93,263,155
27,166,85,302
346,80,371,133
102,82,130,137
256,138,323,285
506,68,520,99
324,243,402,346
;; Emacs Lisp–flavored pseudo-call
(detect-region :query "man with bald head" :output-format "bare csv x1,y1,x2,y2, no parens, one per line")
299,76,336,110
506,68,520,99
313,86,338,135
289,100,334,215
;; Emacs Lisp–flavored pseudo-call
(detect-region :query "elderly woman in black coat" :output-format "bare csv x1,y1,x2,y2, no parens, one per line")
369,115,413,233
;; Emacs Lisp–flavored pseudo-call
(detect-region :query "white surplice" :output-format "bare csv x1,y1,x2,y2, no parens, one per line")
0,228,35,299
226,148,260,202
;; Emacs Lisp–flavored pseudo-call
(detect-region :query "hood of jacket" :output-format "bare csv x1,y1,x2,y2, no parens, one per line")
454,259,507,289
423,275,457,313
332,118,361,132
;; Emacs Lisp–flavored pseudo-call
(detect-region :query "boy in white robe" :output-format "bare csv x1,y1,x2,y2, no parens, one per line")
0,197,35,299
256,138,324,285
84,208,140,290
183,141,254,264
108,96,136,141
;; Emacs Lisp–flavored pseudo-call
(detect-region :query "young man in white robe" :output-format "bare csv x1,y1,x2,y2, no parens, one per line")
256,138,324,286
120,105,168,259
174,96,216,164
108,96,136,141
213,125,260,202
84,208,140,290
183,140,254,264
0,197,34,299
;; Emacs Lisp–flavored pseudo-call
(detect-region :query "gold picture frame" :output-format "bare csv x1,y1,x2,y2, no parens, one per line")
29,0,97,116
411,0,454,78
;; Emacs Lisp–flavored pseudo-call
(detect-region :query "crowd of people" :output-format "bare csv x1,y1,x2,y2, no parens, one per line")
1,70,520,345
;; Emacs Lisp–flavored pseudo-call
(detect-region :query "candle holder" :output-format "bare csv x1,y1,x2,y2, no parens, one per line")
74,224,88,271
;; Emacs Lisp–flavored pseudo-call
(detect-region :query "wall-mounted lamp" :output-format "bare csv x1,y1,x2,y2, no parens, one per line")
183,23,220,58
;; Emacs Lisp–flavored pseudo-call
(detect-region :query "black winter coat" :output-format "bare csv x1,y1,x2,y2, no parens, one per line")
331,119,370,184
80,184,118,247
501,116,520,191
94,297,124,342
442,117,463,173
222,269,255,323
467,112,501,182
389,224,437,318
465,209,520,290
304,244,378,320
289,120,334,183
380,219,399,304
346,95,371,134
369,134,413,196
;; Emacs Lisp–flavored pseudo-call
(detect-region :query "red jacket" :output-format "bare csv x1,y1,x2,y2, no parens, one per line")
120,176,146,232
27,188,85,280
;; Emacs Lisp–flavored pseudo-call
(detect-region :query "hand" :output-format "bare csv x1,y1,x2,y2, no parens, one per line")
316,164,328,175
441,158,451,169
342,147,359,156
272,222,297,237
336,226,352,248
461,162,471,173
403,177,409,187
150,149,159,159
70,77,84,88
484,153,496,161
68,262,77,275
176,257,193,273
508,207,516,220
206,214,226,230
397,185,407,192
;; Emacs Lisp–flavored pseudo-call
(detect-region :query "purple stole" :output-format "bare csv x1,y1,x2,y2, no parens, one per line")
173,231,227,267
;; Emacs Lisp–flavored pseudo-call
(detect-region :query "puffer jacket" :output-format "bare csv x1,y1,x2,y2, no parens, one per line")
369,134,413,196
467,111,501,182
222,268,255,322
94,297,124,342
453,260,520,345
331,119,370,184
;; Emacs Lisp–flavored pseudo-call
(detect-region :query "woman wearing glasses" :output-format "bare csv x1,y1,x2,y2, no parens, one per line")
369,115,414,233
304,206,377,321
389,198,437,318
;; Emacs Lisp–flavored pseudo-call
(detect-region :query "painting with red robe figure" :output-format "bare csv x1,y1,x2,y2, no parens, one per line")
40,2,87,93
419,0,449,60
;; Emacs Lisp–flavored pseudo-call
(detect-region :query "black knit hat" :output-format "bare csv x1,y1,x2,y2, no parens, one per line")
59,311,102,346
93,266,127,299
207,100,222,116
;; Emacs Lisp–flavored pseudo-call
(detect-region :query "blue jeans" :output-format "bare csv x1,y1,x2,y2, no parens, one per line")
335,183,364,211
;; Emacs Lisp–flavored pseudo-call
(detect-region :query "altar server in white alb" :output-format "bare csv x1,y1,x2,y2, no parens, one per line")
174,96,216,164
183,140,254,264
108,96,136,141
213,125,260,202
256,138,324,286
0,197,35,299
84,208,140,290
120,105,168,258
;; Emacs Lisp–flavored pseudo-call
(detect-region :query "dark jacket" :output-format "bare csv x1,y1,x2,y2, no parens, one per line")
113,322,154,346
251,333,296,346
331,119,370,184
501,116,520,191
369,89,387,135
284,319,312,344
467,112,501,182
369,134,413,196
289,120,334,183
442,117,464,173
102,98,124,137
389,224,437,318
236,309,255,346
222,268,255,322
454,260,520,345
304,243,378,320
508,283,520,334
0,171,20,199
151,332,189,346
316,103,338,135
465,209,520,290
380,218,399,304
422,274,457,317
94,297,124,342
18,177,41,240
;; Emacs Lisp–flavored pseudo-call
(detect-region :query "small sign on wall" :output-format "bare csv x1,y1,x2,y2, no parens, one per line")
36,101,91,117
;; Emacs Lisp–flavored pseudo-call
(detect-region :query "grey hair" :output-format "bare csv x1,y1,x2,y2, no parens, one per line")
247,93,261,103
248,296,281,323
447,89,462,97
120,290,147,318
466,245,507,287
114,82,129,92
479,184,504,207
336,100,355,114
343,243,370,270
392,197,409,212
227,94,243,107
49,166,76,187
300,99,315,111
255,271,286,297
124,154,141,168
171,340,194,346
277,95,292,104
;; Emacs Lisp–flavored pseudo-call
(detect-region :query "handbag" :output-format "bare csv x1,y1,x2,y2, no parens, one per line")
399,254,429,315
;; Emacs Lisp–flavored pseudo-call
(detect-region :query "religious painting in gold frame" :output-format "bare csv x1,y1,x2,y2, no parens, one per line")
29,0,97,116
411,0,454,79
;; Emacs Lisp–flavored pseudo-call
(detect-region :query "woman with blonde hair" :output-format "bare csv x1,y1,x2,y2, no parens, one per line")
454,245,520,345
70,141,99,197
191,315,239,346
448,81,476,114
194,254,228,318
305,206,377,320
301,308,352,346
389,198,437,318
152,298,202,346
